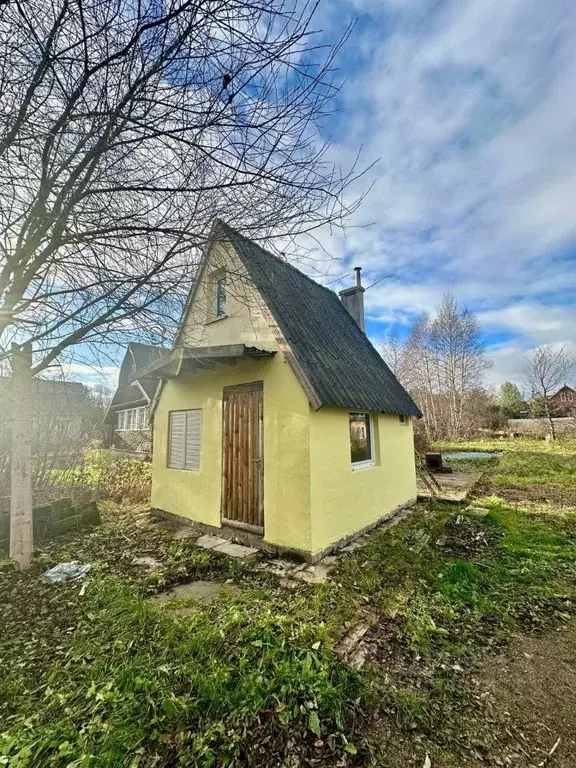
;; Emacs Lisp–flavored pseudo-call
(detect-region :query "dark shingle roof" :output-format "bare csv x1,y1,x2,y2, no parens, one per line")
214,221,421,417
129,342,168,373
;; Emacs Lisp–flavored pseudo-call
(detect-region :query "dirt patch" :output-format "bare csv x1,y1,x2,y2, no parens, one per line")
481,481,576,509
475,625,576,767
435,513,501,558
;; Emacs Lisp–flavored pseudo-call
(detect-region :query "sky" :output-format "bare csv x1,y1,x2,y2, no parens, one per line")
68,0,576,394
305,0,576,389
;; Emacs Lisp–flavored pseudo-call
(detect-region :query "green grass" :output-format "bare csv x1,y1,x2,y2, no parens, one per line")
434,436,576,455
1,500,576,766
434,437,576,497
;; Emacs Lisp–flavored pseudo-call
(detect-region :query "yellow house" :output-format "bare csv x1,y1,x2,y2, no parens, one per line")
145,221,421,561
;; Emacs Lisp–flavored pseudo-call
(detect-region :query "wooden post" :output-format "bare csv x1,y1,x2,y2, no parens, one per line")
10,342,33,570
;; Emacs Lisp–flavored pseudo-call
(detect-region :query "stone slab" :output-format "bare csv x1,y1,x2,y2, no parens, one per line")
213,541,259,558
292,564,331,584
195,534,229,550
149,580,240,608
173,526,199,540
132,556,163,569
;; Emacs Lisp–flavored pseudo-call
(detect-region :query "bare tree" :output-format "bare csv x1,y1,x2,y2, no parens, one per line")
381,329,403,377
391,295,491,440
523,344,575,439
0,0,365,567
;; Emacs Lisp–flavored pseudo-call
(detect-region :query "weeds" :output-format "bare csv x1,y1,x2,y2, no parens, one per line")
1,499,575,766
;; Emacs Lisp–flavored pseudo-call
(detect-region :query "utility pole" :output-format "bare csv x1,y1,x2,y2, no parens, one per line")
10,342,33,569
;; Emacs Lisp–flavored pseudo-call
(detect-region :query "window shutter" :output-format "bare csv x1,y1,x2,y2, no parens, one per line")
184,410,202,469
168,411,186,468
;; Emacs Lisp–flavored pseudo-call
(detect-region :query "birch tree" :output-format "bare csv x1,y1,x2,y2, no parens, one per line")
523,345,575,439
0,0,364,567
391,295,490,440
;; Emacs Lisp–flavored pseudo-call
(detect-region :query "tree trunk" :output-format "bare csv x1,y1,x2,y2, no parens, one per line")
10,342,33,570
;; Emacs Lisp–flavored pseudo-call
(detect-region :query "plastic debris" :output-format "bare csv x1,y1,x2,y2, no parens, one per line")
41,561,91,585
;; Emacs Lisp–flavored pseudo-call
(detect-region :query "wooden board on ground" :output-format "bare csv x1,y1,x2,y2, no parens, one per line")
417,472,484,502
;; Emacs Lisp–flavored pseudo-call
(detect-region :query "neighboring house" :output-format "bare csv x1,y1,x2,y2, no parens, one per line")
0,377,90,449
145,220,421,561
105,343,168,457
549,385,576,417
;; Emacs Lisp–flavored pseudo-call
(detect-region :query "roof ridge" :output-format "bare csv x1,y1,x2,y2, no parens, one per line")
213,220,338,298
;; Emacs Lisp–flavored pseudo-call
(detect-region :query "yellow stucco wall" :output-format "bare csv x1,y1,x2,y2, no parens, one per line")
309,409,417,555
151,349,314,553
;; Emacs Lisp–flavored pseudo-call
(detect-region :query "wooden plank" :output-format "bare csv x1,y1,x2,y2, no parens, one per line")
220,383,264,532
245,392,255,525
255,390,262,527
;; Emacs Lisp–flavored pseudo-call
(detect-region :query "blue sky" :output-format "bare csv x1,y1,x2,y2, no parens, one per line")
68,0,576,393
301,0,576,388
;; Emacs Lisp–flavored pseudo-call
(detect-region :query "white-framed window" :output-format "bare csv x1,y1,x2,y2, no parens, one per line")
568,392,574,402
349,412,375,469
561,393,566,402
168,409,202,470
117,406,148,431
399,414,408,425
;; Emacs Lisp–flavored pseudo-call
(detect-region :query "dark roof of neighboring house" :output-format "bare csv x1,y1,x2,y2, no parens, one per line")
107,343,168,416
550,384,576,398
0,376,87,402
109,383,149,410
213,220,421,417
129,342,168,372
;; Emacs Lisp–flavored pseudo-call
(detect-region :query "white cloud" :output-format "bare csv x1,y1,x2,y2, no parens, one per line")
59,363,120,392
309,0,576,372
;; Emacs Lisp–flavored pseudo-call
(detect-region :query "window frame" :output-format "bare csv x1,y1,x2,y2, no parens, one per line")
207,269,227,321
216,274,227,317
349,411,376,470
167,408,202,471
116,406,148,431
399,414,408,425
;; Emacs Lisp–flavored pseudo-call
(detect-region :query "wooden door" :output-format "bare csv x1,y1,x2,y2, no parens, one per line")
221,381,264,534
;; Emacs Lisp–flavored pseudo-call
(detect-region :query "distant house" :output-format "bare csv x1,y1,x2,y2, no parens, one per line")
105,343,168,457
146,220,421,561
549,385,576,417
0,377,90,450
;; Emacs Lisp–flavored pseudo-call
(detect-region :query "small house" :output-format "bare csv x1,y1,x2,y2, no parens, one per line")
105,343,168,457
146,221,421,560
549,385,576,417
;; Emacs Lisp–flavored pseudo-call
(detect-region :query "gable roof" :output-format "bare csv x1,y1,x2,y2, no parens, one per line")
129,342,168,373
551,384,576,398
212,220,421,417
107,343,168,416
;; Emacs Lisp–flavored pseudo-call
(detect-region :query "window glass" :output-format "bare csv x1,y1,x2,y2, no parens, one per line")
349,412,372,464
216,275,226,317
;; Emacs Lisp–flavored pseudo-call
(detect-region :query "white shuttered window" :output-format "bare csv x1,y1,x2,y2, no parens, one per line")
168,410,202,470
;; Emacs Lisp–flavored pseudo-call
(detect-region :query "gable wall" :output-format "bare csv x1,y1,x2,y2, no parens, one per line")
179,242,277,351
152,239,314,553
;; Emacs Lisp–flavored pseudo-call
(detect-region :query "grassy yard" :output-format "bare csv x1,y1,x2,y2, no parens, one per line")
1,492,576,767
435,437,576,507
